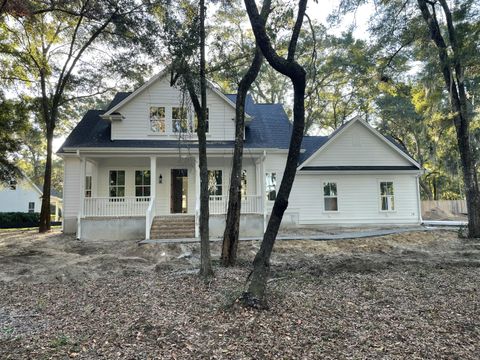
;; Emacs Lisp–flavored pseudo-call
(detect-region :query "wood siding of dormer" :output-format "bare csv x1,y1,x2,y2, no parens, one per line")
111,77,236,141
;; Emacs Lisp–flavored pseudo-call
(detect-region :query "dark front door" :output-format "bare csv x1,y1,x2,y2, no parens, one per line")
171,169,188,213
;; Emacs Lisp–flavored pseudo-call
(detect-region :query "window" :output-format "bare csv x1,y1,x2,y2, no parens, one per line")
9,180,16,190
28,202,35,213
172,107,189,133
194,108,209,133
380,181,395,211
323,182,338,211
109,170,125,197
241,169,247,197
135,170,151,197
208,170,222,196
150,106,165,133
85,176,92,198
266,172,277,201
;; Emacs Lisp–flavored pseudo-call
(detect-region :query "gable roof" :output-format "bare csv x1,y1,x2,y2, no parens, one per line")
6,172,62,200
58,94,293,153
297,116,420,170
102,70,248,120
59,91,418,171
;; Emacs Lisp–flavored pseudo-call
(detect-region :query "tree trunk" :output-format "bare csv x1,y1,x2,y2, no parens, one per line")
417,0,480,238
39,125,53,232
221,48,264,266
241,0,308,307
198,0,213,278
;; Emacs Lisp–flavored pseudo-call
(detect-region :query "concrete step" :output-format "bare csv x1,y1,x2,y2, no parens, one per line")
150,216,195,239
151,227,194,234
150,231,195,239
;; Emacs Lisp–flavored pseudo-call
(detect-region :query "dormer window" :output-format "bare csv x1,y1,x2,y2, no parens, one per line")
194,108,209,133
150,107,165,133
172,107,189,133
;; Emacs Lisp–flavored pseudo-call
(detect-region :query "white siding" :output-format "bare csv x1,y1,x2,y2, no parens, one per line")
63,157,81,218
262,143,420,226
289,173,420,225
0,180,42,213
111,77,236,141
305,121,413,167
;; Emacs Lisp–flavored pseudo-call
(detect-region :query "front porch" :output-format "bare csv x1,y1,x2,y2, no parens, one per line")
76,153,267,240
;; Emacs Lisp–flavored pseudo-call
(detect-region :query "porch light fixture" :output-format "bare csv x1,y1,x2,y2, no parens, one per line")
159,174,163,184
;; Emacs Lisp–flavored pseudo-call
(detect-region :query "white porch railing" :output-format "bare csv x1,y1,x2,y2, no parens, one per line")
145,196,156,240
209,195,263,215
83,197,150,217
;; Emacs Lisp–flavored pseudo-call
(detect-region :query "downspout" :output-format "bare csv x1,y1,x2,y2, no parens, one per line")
416,172,423,225
261,150,267,233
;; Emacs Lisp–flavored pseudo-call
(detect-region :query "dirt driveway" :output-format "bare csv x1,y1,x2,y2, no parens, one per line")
0,228,479,359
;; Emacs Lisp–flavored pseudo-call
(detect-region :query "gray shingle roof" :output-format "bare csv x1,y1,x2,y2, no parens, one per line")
59,93,296,153
58,92,417,169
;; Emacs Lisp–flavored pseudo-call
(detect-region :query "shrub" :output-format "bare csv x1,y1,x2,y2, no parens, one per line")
0,212,40,228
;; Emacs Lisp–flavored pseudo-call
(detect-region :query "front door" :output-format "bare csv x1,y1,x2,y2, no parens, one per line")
171,169,188,213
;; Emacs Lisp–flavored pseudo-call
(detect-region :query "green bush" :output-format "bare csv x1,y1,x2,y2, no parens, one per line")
0,212,40,228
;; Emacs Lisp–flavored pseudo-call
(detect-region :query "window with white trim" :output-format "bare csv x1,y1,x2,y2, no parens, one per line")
208,170,222,196
150,106,165,133
266,172,277,201
109,170,125,197
85,176,92,198
28,202,35,213
323,182,338,211
135,170,151,197
380,181,395,211
172,107,189,133
9,180,16,190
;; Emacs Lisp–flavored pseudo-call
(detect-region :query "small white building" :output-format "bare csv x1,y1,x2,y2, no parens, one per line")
58,71,422,240
0,174,62,221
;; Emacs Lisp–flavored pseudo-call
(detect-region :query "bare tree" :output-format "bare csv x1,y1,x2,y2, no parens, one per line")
240,0,308,307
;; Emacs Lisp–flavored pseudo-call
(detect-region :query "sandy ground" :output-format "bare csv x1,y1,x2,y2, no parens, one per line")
0,228,479,359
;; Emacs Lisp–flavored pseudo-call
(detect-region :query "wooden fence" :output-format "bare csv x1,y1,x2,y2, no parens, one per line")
421,200,467,216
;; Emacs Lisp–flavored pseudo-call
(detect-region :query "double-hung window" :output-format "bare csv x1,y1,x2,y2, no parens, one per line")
323,182,338,211
172,107,189,133
109,170,125,197
208,170,222,196
150,107,165,133
135,170,151,198
380,181,395,211
265,172,277,201
9,180,16,190
28,202,35,213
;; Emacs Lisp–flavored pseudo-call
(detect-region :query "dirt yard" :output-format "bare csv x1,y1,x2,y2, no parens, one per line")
0,228,479,359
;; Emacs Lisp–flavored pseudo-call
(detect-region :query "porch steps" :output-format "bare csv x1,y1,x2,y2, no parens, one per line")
150,215,195,239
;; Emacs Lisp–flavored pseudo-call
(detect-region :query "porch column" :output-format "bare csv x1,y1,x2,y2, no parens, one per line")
78,156,86,239
54,200,60,222
150,156,157,200
79,157,86,216
194,155,200,238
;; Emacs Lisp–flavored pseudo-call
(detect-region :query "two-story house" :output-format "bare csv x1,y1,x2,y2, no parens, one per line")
58,71,423,241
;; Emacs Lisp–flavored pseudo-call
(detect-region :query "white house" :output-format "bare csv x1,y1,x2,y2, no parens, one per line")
58,71,422,241
0,174,62,221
